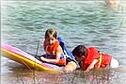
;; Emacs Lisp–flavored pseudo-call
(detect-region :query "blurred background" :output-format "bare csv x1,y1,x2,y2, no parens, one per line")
1,0,126,84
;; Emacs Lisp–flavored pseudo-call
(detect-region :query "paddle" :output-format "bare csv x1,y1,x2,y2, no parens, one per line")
27,40,42,60
32,40,41,84
35,40,41,58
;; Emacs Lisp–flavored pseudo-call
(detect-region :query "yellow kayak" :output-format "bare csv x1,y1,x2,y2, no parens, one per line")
1,44,63,73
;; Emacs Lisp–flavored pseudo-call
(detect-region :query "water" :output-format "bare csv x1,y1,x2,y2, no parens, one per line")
1,1,126,84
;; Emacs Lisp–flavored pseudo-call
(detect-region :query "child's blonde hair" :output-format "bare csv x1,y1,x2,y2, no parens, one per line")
45,28,57,39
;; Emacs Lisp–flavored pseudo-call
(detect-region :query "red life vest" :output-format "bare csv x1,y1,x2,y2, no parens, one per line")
44,40,59,55
43,40,66,66
81,47,112,70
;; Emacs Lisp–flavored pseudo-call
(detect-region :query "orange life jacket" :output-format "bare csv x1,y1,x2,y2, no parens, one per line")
44,40,66,66
56,58,66,66
81,47,112,70
44,40,59,55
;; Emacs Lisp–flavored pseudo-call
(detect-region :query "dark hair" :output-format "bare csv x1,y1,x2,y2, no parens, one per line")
45,28,57,39
72,45,87,57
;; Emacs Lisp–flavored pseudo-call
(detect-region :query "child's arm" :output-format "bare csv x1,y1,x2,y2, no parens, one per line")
84,59,98,72
40,56,60,63
41,46,62,63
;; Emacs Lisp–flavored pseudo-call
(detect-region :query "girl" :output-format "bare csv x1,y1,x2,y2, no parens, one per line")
40,28,66,66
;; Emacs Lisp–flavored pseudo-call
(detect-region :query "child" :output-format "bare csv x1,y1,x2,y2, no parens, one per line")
105,0,118,8
40,28,66,66
72,45,119,72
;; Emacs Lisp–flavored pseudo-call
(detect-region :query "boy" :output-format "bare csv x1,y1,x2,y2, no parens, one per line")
72,45,119,72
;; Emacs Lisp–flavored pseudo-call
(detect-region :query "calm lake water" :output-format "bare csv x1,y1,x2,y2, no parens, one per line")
1,1,126,84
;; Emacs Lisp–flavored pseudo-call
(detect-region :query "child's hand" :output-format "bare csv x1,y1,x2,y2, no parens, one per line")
40,57,47,62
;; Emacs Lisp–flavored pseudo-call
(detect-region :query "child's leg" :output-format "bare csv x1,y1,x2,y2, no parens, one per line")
110,57,119,68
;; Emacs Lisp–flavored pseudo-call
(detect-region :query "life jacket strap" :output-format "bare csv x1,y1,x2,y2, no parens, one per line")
97,52,103,68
